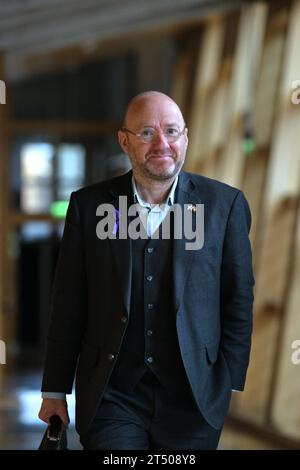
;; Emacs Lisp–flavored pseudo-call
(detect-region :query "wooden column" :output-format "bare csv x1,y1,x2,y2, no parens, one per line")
170,44,192,119
185,16,225,172
241,7,287,267
219,3,268,187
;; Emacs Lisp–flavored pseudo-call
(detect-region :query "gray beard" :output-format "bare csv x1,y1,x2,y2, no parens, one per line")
142,159,184,181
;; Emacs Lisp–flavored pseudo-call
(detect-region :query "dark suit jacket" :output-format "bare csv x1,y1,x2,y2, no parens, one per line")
42,170,254,434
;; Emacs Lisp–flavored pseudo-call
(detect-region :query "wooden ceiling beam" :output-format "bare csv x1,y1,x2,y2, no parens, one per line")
2,1,245,81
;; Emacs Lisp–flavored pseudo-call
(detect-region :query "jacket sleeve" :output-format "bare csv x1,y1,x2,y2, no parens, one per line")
41,191,87,393
220,191,255,391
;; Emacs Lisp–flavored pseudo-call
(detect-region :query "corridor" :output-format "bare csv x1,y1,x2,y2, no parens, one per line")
0,368,81,450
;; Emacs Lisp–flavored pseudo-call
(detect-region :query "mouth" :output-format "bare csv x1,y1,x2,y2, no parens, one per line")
147,154,173,161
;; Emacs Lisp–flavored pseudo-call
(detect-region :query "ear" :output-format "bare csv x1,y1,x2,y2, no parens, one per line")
118,130,129,155
184,127,188,147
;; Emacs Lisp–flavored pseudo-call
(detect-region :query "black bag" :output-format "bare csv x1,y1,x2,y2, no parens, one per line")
38,415,68,450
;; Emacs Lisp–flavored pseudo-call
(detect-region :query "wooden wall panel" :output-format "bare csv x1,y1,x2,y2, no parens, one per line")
242,151,269,267
271,200,300,439
236,0,300,425
178,1,300,447
185,17,224,172
170,47,191,119
242,8,287,269
266,3,300,435
220,3,268,187
254,33,286,148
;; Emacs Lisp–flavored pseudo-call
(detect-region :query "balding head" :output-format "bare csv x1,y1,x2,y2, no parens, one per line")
123,91,185,129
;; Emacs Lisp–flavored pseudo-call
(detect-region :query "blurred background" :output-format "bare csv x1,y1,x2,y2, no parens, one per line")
0,0,300,450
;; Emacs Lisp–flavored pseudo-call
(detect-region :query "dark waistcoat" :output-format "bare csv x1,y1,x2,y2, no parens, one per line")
109,220,191,397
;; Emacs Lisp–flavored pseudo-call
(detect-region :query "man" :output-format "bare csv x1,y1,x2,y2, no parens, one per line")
39,91,254,450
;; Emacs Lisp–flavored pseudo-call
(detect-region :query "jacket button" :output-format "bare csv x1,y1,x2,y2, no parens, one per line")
146,330,153,336
146,275,153,282
146,356,154,363
108,353,115,361
147,303,154,310
147,247,154,253
121,316,127,323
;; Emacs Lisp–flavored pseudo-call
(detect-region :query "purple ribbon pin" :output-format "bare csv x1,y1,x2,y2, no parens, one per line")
112,208,120,236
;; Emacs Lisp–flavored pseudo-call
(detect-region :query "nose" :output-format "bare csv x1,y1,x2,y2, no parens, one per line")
152,129,170,147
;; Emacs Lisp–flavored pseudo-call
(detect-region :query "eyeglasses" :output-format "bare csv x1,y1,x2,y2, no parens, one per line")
121,126,186,144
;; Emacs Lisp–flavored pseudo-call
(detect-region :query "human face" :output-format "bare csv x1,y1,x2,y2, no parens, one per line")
118,96,188,182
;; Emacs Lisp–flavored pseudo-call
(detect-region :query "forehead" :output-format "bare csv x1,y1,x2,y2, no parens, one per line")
126,97,184,128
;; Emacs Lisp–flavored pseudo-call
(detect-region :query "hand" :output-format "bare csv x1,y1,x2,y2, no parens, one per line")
38,398,70,427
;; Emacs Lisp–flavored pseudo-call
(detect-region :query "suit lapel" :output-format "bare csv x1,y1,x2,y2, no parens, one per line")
173,172,201,315
106,171,133,317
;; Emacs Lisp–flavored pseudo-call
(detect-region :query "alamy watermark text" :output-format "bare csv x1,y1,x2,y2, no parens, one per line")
0,80,6,104
95,198,204,251
0,340,6,364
